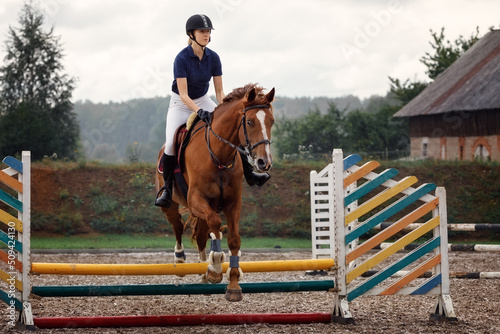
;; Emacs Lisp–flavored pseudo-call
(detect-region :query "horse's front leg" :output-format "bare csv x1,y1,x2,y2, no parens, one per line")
206,230,226,284
224,201,243,302
189,191,224,284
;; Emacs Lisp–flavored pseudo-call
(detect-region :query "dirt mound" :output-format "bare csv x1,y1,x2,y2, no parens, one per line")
26,161,500,241
32,166,147,215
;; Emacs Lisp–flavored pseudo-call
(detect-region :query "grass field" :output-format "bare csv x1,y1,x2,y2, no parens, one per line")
26,234,499,250
30,234,312,250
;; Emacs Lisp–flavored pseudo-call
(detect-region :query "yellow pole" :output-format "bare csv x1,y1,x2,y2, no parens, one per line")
31,259,335,276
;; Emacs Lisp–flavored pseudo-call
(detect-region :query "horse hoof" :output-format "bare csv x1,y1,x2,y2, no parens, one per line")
225,288,243,302
206,270,223,284
200,274,209,283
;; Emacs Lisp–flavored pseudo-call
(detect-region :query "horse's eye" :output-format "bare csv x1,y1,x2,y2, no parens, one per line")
246,120,253,126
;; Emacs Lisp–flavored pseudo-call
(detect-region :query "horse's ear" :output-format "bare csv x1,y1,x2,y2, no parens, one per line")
266,88,275,103
247,88,257,103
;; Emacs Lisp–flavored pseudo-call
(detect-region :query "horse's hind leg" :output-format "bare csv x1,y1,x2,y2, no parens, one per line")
194,220,209,283
161,204,186,264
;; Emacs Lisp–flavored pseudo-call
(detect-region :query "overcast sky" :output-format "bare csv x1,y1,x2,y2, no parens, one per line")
1,0,499,103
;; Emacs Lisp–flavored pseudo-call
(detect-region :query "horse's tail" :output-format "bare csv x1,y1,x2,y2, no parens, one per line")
187,213,199,243
176,207,197,243
187,214,227,244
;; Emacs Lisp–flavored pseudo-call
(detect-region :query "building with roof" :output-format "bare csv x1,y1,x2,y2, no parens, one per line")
394,30,500,161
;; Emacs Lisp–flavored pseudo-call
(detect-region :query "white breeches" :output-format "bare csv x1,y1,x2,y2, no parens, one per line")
164,93,217,155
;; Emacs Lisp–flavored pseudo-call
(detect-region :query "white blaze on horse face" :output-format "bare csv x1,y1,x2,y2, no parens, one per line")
256,110,272,165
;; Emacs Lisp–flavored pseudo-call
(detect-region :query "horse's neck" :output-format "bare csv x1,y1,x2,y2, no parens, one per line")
210,101,243,155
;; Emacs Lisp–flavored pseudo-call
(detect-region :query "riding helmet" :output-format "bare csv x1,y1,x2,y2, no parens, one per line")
186,14,214,36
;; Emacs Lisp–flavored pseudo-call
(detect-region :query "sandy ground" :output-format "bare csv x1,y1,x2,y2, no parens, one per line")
1,250,499,334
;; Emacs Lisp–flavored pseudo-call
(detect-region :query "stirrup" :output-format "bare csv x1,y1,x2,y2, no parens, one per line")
155,185,172,207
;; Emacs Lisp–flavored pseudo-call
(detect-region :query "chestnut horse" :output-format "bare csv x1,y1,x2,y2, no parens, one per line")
155,84,275,301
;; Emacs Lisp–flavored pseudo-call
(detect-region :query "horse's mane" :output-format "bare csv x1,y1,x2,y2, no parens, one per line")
221,83,268,105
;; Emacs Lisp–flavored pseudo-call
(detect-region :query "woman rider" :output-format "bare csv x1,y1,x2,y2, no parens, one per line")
155,14,269,208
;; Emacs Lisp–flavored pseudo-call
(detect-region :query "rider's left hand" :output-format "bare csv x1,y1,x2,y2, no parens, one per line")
197,109,211,123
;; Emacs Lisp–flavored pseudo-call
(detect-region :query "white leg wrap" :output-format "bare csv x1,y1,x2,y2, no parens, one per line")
208,251,225,274
174,244,186,263
207,231,225,273
208,250,226,264
209,232,223,240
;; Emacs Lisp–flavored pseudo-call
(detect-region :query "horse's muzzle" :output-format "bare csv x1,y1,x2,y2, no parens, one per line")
255,156,272,172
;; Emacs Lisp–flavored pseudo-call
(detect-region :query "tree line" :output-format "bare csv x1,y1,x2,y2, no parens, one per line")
0,2,490,162
274,94,409,160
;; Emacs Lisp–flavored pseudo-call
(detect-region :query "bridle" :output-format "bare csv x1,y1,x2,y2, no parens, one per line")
205,104,272,170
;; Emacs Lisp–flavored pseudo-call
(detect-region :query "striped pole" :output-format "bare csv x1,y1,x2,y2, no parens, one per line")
450,272,500,279
373,242,500,252
374,222,500,232
361,270,500,279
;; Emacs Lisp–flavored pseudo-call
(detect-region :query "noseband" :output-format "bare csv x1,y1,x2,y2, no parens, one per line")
241,105,272,152
205,104,271,170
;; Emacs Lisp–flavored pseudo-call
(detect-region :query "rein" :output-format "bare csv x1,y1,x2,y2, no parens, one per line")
205,104,271,170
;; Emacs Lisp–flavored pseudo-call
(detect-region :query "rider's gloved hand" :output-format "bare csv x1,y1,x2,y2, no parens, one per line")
197,109,211,123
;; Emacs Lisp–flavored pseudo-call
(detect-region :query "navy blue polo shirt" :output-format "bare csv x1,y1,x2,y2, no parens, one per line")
171,45,222,99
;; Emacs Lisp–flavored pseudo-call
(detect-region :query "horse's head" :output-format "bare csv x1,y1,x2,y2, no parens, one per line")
240,87,275,172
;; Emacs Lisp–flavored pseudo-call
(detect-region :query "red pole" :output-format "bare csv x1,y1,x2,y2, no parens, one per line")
34,313,332,328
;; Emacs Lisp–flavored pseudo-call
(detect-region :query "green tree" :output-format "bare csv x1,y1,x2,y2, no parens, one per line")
369,104,409,158
274,103,345,157
389,27,482,107
420,27,480,80
0,2,79,160
388,77,428,106
343,101,408,159
342,110,376,153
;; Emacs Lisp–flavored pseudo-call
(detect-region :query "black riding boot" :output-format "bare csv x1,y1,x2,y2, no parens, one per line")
240,152,271,187
155,154,176,207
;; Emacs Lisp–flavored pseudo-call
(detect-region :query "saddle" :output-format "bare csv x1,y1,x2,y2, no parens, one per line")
158,113,203,201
